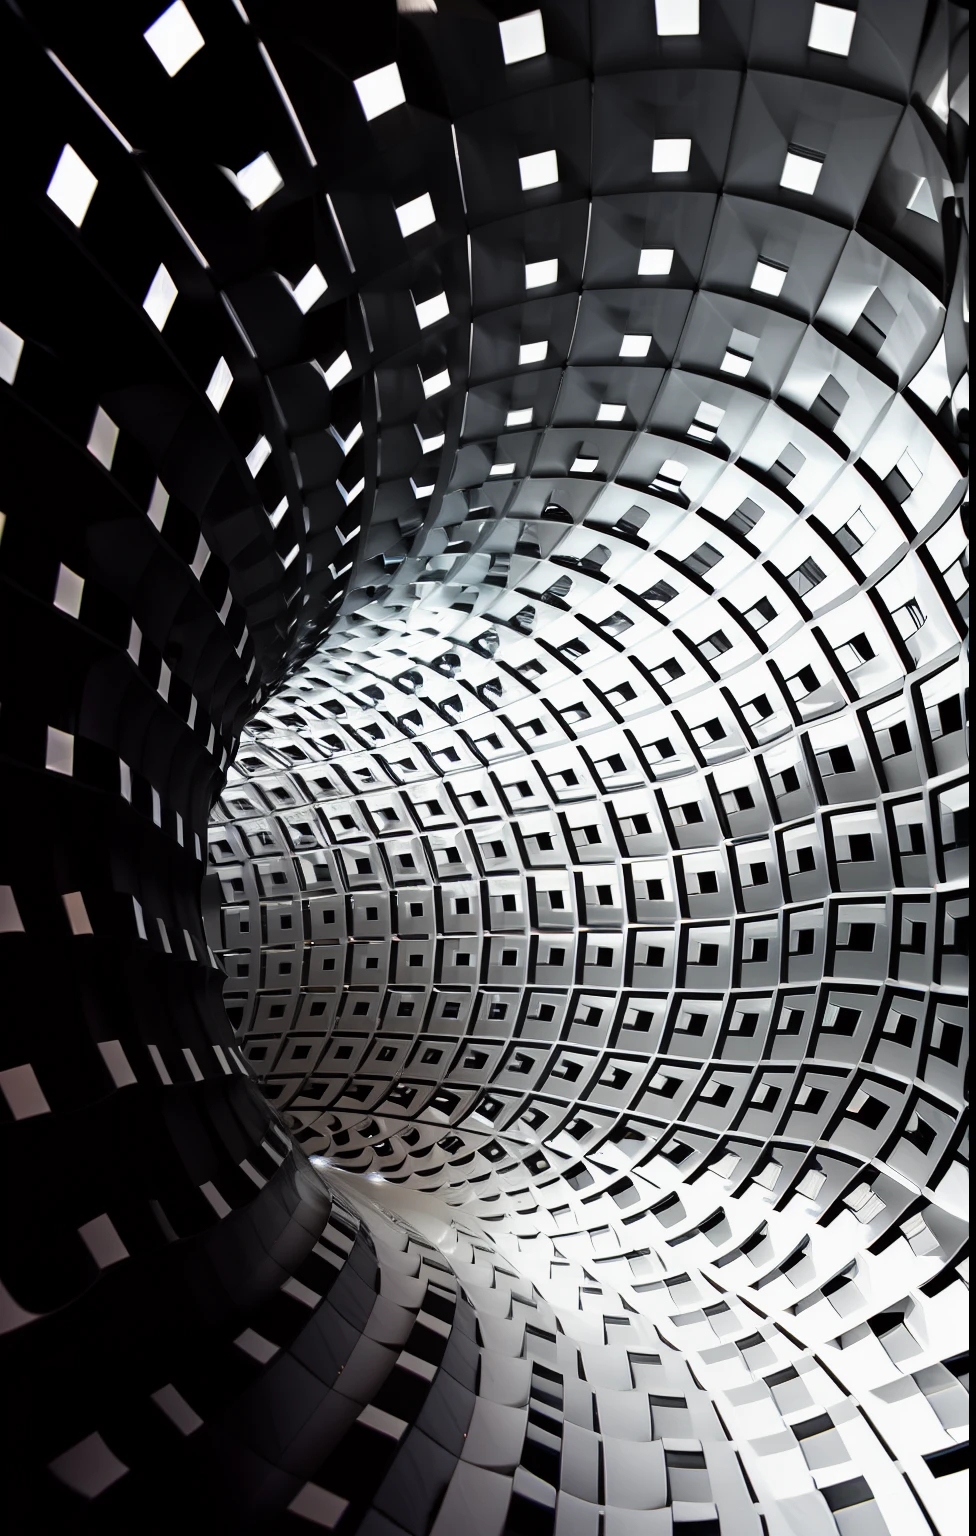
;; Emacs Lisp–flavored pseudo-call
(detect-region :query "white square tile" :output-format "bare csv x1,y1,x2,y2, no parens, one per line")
46,726,74,776
323,350,352,390
499,10,546,64
396,192,435,237
658,458,687,483
525,258,558,288
422,367,451,397
54,565,85,619
415,291,449,328
142,264,178,330
720,350,752,377
652,138,690,173
234,152,283,210
246,436,271,477
144,2,204,77
751,259,787,296
781,149,823,194
354,62,405,121
519,150,558,190
518,341,548,365
206,357,233,411
289,265,328,313
87,406,119,469
695,402,725,427
808,3,856,55
639,247,674,276
0,319,24,385
619,334,652,358
655,0,699,35
47,145,98,228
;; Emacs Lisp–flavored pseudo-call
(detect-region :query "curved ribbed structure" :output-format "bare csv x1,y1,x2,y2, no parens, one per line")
0,3,968,1534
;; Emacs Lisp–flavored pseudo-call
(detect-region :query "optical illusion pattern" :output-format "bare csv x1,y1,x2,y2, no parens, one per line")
0,3,969,1535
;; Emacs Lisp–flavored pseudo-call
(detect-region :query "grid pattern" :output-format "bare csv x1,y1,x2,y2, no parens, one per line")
0,2,967,1534
206,2,969,1531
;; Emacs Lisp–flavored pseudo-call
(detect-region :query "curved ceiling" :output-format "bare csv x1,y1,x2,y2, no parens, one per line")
0,3,969,1535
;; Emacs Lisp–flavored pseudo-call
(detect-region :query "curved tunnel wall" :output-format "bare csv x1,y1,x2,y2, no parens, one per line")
0,2,969,1534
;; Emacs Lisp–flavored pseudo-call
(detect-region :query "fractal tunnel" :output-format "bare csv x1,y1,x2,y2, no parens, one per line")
0,1,969,1533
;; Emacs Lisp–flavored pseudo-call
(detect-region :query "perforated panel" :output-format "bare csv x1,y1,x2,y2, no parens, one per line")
0,2,967,1534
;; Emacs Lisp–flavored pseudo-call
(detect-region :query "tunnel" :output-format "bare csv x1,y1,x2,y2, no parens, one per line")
0,2,969,1534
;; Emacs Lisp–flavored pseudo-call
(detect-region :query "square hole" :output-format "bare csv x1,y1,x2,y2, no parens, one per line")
354,63,406,121
415,291,449,329
324,350,353,390
639,247,674,275
422,367,451,398
288,265,328,314
526,258,558,288
721,348,752,377
781,148,824,195
751,259,788,297
500,10,546,64
808,3,856,55
619,334,652,358
652,138,691,173
655,0,699,34
234,153,283,211
144,3,205,77
143,265,178,330
396,192,435,237
519,150,559,190
47,145,98,228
